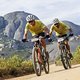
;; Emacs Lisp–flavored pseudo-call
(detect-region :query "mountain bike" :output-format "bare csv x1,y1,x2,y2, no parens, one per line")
58,35,72,69
29,36,49,76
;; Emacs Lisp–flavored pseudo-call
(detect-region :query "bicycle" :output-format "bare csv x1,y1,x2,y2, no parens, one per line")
27,36,49,76
57,35,72,69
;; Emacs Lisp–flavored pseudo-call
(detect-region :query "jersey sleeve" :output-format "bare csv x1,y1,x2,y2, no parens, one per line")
24,23,29,33
50,24,54,34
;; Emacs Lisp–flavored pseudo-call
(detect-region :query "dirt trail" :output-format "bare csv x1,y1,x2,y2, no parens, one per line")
6,64,80,80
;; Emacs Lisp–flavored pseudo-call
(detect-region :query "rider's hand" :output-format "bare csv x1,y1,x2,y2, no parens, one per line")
48,38,52,42
69,31,74,37
22,39,26,42
46,34,50,38
69,33,74,37
46,34,52,42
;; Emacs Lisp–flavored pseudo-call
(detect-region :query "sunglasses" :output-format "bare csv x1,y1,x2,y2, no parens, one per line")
54,23,59,26
29,20,34,23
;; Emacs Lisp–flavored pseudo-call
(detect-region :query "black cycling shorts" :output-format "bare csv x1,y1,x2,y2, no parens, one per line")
35,32,45,38
57,34,67,38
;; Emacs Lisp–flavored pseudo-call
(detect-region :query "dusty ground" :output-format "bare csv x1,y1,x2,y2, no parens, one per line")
5,64,80,80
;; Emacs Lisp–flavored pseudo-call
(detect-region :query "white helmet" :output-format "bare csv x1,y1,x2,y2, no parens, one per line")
26,15,35,22
53,18,59,24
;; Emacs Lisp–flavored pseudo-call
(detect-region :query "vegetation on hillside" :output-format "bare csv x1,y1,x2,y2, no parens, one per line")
0,55,34,79
71,46,80,64
0,46,80,79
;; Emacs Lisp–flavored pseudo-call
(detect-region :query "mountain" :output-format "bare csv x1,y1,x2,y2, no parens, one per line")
4,11,39,40
63,21,80,35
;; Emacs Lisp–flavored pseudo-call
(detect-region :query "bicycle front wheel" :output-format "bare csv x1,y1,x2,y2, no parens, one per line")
32,47,41,76
43,50,49,74
43,58,49,74
60,49,68,69
66,54,71,68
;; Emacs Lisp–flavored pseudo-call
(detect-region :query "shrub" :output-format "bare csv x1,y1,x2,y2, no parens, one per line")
0,55,34,79
71,46,80,64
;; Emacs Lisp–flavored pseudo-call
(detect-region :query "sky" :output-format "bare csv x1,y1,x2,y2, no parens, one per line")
0,0,80,25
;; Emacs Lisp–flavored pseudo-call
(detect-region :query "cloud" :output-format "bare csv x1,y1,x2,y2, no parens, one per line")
0,0,80,25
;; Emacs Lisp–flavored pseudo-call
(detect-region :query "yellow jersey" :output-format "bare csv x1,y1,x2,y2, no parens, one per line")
50,22,70,36
25,20,45,36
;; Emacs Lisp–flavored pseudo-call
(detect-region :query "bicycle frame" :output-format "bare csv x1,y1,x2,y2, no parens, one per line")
30,37,49,76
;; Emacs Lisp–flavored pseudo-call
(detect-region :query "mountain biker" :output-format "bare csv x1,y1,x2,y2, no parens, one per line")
49,18,73,59
22,15,49,63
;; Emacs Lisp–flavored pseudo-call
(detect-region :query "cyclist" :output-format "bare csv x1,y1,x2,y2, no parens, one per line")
22,15,49,63
49,18,73,59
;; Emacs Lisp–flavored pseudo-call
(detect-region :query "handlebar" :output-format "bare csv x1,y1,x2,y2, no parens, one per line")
22,35,52,43
63,34,74,41
22,37,44,43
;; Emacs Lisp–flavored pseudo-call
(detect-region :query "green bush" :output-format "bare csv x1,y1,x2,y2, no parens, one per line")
71,46,80,64
0,55,34,79
21,60,34,74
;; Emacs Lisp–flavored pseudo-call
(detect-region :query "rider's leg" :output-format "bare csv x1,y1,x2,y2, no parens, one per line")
41,38,49,58
37,48,43,63
41,38,46,51
58,42,61,50
65,41,73,59
65,41,71,53
58,41,71,52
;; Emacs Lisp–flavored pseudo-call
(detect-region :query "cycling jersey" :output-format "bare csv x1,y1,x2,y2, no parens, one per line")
50,22,70,36
25,20,45,36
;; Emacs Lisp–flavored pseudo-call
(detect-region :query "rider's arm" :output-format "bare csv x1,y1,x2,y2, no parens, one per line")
23,24,29,40
62,22,73,33
68,28,74,36
63,23,73,36
23,30,28,40
49,25,54,36
68,28,73,33
43,26,49,34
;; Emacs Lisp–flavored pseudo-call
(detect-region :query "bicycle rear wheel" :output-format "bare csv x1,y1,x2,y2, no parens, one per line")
43,58,49,74
66,54,71,68
32,47,41,76
60,49,68,69
43,51,49,74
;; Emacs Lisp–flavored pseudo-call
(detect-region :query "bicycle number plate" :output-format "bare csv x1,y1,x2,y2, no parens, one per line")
58,38,64,42
31,38,39,42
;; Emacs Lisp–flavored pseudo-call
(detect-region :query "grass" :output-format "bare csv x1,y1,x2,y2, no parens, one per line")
71,46,80,64
0,55,34,79
0,46,80,79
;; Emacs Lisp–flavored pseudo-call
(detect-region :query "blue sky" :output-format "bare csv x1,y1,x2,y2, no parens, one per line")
0,0,80,25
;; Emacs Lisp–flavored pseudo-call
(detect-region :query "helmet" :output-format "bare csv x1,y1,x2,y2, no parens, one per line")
53,18,59,24
26,15,35,22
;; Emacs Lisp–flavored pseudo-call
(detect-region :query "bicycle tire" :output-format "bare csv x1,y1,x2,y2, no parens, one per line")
42,48,49,74
44,59,49,74
60,49,68,69
66,54,71,68
32,47,41,76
